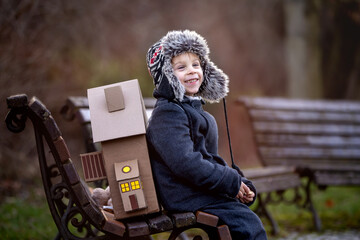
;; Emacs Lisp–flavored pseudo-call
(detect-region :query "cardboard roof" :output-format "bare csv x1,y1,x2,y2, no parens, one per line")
87,79,147,143
114,159,140,181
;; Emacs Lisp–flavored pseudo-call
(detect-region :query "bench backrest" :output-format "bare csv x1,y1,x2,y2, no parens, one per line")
6,94,126,238
237,97,360,170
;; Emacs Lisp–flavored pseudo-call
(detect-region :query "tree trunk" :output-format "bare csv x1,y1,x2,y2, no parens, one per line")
284,0,323,99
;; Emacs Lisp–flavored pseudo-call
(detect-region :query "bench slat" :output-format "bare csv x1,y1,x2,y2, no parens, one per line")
263,159,360,171
253,121,360,135
148,214,173,234
249,109,360,124
171,212,196,228
83,202,106,226
256,134,360,148
314,171,360,186
102,211,126,237
60,97,89,121
29,98,63,140
243,165,296,179
63,161,81,185
126,221,150,237
71,182,93,207
67,96,89,108
196,211,219,227
76,108,91,124
147,214,173,233
259,146,360,159
217,225,232,240
44,116,62,141
249,174,301,193
239,97,360,112
53,137,71,163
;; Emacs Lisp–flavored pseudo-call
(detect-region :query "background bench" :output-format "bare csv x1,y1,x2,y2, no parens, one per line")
6,94,232,240
237,96,360,232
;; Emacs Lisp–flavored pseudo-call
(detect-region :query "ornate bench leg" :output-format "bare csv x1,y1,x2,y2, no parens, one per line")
168,227,190,240
178,232,190,240
53,232,62,240
304,177,322,231
257,194,279,235
168,227,219,240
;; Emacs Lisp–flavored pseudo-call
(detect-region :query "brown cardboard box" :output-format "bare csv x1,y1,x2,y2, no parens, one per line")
87,79,159,219
102,135,159,219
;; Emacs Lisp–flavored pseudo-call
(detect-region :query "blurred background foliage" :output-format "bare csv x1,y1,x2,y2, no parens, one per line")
1,0,360,216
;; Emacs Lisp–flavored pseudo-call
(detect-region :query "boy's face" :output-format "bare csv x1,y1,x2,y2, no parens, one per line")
172,52,203,96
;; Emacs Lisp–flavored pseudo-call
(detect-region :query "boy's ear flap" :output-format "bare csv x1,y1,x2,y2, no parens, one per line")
199,61,229,103
104,86,125,112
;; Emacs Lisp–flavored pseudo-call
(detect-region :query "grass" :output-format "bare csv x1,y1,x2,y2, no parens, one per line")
0,184,359,239
260,184,360,239
0,196,57,239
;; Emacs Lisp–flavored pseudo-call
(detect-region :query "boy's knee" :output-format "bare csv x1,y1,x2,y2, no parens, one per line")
231,224,267,240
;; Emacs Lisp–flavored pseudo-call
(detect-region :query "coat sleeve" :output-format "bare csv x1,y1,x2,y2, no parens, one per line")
147,103,240,198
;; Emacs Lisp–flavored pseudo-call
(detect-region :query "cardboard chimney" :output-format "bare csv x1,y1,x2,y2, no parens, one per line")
85,79,159,220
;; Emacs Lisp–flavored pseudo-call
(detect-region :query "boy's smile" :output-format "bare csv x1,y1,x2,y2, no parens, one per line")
172,52,203,96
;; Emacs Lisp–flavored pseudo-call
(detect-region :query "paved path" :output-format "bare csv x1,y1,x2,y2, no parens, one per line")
275,230,360,240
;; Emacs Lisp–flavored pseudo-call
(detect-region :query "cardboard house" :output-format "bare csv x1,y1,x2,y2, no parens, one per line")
114,159,146,212
83,79,159,220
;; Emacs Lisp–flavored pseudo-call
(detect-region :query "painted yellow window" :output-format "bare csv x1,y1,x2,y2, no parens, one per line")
131,180,141,190
121,182,130,193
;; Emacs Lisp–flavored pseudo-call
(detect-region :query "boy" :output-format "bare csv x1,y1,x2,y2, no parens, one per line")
146,30,267,239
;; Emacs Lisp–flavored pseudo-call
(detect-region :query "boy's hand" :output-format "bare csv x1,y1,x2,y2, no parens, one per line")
236,182,255,203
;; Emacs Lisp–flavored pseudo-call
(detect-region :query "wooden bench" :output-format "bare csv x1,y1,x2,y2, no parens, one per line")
5,94,232,240
237,96,360,232
61,96,303,235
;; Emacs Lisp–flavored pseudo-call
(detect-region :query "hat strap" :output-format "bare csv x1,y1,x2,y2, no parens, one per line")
223,98,244,177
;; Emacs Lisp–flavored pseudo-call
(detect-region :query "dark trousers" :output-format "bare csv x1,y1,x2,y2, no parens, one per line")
200,199,267,240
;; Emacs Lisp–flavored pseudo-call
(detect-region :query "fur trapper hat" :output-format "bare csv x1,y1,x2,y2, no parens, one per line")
146,30,229,103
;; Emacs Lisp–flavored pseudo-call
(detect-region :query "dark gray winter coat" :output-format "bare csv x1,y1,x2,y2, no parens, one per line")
147,97,257,212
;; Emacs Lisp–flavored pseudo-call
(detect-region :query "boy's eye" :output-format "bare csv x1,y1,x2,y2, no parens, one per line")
176,65,185,70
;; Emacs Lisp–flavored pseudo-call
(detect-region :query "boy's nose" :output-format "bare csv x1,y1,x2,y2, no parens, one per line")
187,66,196,74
